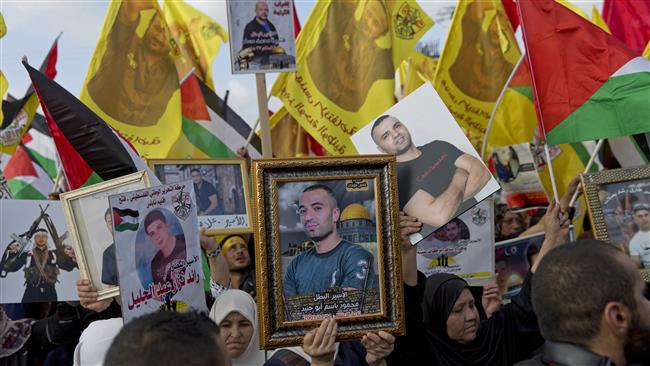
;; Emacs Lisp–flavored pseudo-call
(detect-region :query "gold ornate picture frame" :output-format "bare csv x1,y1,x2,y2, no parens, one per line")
253,155,405,348
147,159,253,235
581,165,650,282
60,171,151,300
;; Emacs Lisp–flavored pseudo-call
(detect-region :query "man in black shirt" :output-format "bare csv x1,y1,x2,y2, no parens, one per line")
145,209,187,287
241,1,280,64
371,115,491,232
101,208,118,286
191,168,220,216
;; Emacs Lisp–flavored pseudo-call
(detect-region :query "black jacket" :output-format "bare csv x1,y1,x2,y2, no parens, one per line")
514,341,615,366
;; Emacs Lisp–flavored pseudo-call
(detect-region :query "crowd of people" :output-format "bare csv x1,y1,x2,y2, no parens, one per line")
2,163,650,366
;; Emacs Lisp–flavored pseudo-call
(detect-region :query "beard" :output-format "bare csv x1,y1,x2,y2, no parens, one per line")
624,317,650,364
310,229,334,243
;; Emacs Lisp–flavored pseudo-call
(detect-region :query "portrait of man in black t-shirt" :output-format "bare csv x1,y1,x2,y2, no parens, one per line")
190,168,220,216
370,115,492,233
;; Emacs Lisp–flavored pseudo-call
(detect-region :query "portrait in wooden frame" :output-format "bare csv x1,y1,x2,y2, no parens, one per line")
60,171,151,300
253,155,405,348
147,159,253,235
581,165,650,282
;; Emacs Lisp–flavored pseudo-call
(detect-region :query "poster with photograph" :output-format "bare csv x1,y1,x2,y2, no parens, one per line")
278,179,381,321
227,0,296,73
351,83,500,244
494,233,544,301
109,181,206,323
494,202,547,243
416,199,493,286
0,200,79,303
149,160,252,234
488,143,549,209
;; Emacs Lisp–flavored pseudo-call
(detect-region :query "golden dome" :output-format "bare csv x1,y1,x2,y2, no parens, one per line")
340,203,371,221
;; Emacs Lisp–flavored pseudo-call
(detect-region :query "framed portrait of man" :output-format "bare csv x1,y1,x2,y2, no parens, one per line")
60,171,151,300
582,165,650,281
226,0,297,74
351,83,501,245
147,159,252,235
494,233,545,301
253,155,404,348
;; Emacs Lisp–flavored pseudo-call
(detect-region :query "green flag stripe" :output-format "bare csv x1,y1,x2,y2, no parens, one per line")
510,86,534,102
547,72,650,144
28,148,57,179
115,223,139,232
568,143,599,172
7,180,47,199
80,171,104,188
182,117,237,158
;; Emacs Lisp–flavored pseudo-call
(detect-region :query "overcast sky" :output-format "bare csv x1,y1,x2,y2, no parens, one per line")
0,1,601,127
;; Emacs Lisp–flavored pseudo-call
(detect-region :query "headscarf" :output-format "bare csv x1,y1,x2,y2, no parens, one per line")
210,290,265,366
73,317,123,366
421,273,506,366
0,305,32,359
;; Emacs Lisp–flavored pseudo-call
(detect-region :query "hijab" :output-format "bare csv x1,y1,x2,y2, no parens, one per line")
210,290,266,366
73,317,123,366
421,273,507,366
0,305,32,359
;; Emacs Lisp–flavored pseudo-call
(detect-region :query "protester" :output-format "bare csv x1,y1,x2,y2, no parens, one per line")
209,289,265,366
515,240,650,366
104,310,227,366
73,317,123,366
388,201,569,365
201,233,256,299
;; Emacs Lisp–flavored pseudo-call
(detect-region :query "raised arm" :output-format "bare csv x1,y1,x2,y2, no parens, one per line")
403,168,468,228
454,154,491,200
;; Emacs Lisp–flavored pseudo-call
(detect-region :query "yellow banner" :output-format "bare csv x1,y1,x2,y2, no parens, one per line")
398,51,438,98
643,41,650,60
80,0,182,159
0,12,6,39
433,0,520,151
271,0,432,155
269,107,309,158
163,0,228,90
591,5,611,33
0,70,7,125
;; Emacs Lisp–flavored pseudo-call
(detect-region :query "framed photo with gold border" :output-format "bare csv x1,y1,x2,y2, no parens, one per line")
581,165,650,282
60,171,151,300
253,155,405,348
147,159,253,235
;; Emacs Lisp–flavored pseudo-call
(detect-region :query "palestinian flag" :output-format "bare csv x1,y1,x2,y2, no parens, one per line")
518,0,650,145
1,35,59,161
21,113,58,180
113,208,140,232
22,61,159,191
168,74,262,159
3,144,53,199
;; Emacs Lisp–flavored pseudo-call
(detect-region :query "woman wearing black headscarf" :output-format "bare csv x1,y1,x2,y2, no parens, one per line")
388,201,570,366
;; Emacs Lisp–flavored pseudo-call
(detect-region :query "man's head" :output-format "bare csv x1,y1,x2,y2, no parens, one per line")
444,219,462,242
533,240,650,363
139,11,168,55
496,205,525,240
220,235,251,272
104,311,227,366
298,184,340,243
360,0,388,39
255,1,269,21
633,206,650,232
371,115,414,156
494,147,512,166
144,210,172,251
33,229,48,249
190,168,203,185
105,208,114,238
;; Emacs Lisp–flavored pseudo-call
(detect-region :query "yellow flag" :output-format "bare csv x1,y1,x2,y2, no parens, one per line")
269,107,309,158
163,0,228,90
398,51,438,98
270,0,433,155
643,41,650,60
0,12,6,39
591,5,611,33
0,70,7,123
80,0,182,158
433,0,520,152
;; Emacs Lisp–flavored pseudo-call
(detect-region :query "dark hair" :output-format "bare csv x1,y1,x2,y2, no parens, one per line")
370,115,394,143
105,311,225,366
190,168,201,175
633,204,650,214
144,209,167,233
302,183,338,209
532,240,639,345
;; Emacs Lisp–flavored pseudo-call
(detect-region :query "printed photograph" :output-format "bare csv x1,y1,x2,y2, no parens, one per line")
149,160,251,234
0,200,79,303
351,83,500,244
494,233,544,301
227,0,296,73
278,179,381,321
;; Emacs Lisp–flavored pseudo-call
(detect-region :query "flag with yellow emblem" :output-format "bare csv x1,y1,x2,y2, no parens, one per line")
163,0,228,90
80,0,182,158
433,0,520,151
270,0,433,155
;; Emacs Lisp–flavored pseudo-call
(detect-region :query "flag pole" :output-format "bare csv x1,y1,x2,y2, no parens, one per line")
568,139,604,207
255,74,273,158
481,55,525,160
516,0,560,204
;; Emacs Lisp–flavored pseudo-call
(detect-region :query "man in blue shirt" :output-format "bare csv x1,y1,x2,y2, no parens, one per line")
283,184,377,298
